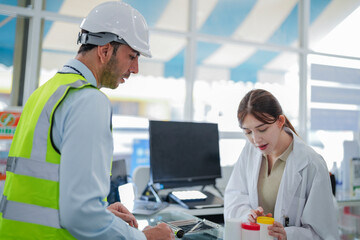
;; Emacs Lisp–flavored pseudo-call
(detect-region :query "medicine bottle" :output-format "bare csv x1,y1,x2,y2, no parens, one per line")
241,222,260,240
257,216,275,240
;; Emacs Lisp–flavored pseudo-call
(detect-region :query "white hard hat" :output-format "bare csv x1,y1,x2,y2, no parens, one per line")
78,1,151,58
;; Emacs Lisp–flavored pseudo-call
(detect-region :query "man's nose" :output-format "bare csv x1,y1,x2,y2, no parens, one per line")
130,57,139,74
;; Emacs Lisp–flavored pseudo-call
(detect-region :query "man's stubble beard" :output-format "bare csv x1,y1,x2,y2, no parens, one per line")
99,55,120,89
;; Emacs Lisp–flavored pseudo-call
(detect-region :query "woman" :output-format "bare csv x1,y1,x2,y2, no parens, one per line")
224,89,339,240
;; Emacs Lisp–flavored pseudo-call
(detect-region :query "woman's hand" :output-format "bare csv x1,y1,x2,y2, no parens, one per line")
247,206,272,222
268,221,287,240
107,202,138,228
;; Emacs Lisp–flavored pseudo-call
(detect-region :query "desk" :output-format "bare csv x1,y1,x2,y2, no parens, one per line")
146,186,225,223
337,190,360,207
335,191,360,238
181,206,224,217
166,204,224,224
137,207,224,239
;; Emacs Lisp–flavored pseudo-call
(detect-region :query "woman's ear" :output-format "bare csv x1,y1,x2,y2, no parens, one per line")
277,115,286,128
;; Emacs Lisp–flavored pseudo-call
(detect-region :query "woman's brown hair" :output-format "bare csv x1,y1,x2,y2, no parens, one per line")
237,89,297,135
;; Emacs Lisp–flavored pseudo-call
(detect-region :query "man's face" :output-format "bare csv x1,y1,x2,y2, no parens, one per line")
99,44,139,89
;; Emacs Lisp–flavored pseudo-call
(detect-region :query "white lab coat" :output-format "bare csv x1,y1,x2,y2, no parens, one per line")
224,128,339,240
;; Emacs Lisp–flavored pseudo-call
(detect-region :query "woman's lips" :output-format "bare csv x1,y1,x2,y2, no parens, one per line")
258,144,268,150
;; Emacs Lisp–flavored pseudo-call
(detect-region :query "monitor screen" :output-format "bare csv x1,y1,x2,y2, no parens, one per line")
149,120,221,189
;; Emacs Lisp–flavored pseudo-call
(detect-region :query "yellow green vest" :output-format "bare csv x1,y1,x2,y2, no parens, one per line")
0,73,96,239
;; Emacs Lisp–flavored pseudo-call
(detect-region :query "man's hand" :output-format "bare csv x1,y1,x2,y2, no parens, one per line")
107,202,138,228
143,223,175,240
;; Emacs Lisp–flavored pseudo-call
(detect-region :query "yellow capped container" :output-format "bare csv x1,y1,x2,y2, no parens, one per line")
256,216,275,225
256,216,274,224
257,216,275,240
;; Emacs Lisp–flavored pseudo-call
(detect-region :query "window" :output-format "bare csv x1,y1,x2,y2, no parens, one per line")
1,0,360,172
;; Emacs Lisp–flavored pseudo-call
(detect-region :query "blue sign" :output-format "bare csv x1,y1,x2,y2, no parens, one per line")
130,139,150,176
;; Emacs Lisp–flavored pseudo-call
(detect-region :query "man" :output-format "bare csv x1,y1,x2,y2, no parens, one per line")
0,2,174,239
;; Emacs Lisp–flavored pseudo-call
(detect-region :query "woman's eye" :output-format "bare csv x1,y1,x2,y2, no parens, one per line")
244,131,251,135
258,128,267,133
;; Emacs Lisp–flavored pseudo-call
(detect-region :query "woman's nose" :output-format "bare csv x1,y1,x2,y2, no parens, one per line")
252,132,261,143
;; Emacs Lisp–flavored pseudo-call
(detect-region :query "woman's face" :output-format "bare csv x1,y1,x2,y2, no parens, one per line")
241,113,283,156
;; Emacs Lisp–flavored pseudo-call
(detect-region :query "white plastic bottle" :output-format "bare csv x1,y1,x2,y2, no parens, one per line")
224,218,242,240
241,222,260,240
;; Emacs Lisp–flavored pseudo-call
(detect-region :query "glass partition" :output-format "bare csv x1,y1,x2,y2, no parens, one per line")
0,14,29,109
45,0,189,32
194,41,299,166
39,19,79,86
309,54,360,183
197,0,299,47
2,0,360,176
0,0,20,7
194,42,299,132
102,33,187,120
310,1,360,58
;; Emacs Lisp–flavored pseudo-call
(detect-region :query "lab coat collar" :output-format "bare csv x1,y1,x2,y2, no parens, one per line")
285,127,309,172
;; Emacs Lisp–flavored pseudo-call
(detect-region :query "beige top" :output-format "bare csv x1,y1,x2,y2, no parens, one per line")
257,140,294,215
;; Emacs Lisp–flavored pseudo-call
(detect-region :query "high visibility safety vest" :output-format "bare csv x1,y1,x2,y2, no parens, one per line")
0,73,96,239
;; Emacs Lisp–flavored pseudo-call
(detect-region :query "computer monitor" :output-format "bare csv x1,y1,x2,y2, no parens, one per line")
149,120,222,189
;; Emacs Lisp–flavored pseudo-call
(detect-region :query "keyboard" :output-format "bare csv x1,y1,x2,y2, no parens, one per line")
171,190,208,201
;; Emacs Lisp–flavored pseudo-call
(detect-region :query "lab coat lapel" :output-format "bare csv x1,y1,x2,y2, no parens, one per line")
250,150,263,208
274,132,308,221
274,154,302,221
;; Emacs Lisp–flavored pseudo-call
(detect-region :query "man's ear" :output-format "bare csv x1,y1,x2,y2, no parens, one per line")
97,43,112,64
277,115,285,128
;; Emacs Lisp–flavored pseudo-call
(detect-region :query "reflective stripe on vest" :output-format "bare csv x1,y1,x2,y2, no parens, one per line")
0,196,61,229
1,76,92,234
7,157,59,181
32,79,89,161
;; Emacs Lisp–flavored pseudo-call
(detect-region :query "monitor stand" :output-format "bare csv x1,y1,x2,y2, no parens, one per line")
141,183,163,203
